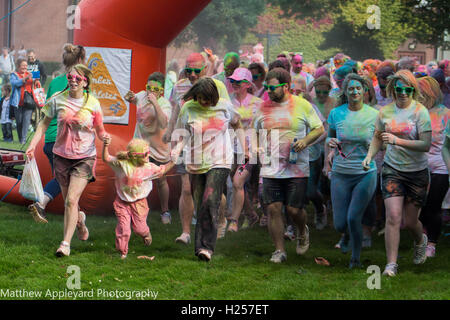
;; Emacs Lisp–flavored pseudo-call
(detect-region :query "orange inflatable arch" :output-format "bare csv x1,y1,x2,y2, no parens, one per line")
0,0,210,215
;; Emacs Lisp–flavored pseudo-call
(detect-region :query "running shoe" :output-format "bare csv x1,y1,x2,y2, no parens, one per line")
426,245,436,258
76,211,89,241
143,233,152,246
28,203,48,224
55,241,70,257
382,263,398,277
227,219,238,232
161,211,172,224
349,258,362,269
197,249,212,262
296,225,310,255
335,234,350,253
413,234,428,265
284,225,296,241
120,254,127,260
175,233,191,245
270,250,287,263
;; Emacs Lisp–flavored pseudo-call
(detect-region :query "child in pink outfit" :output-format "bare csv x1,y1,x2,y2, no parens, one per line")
102,137,164,259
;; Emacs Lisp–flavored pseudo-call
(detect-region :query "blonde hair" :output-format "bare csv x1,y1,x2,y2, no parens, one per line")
117,139,150,165
386,69,421,101
417,76,443,109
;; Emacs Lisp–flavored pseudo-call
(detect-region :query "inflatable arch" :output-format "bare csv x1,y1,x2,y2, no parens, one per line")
0,0,210,215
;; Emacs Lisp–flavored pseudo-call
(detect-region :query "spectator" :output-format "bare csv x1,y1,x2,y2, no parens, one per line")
396,56,417,73
0,84,13,142
0,47,15,85
27,49,47,85
17,45,27,60
10,58,36,144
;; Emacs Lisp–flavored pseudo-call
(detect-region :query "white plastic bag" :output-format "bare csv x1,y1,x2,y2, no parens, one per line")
19,158,44,203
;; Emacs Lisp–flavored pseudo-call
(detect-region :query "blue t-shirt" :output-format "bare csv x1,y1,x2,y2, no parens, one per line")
327,104,379,175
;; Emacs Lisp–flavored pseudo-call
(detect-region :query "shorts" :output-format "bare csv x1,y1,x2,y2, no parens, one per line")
381,163,430,208
262,177,308,209
149,157,169,166
53,154,96,190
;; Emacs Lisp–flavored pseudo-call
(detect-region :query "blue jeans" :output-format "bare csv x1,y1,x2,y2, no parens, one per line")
15,106,33,144
43,142,61,201
331,171,377,261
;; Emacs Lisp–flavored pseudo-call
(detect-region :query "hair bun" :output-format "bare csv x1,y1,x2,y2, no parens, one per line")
63,43,76,54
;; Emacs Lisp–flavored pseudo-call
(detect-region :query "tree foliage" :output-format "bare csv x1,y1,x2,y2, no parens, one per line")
274,0,450,50
172,0,266,52
249,6,339,62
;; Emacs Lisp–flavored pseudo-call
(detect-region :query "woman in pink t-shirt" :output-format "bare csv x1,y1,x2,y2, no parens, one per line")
26,64,110,257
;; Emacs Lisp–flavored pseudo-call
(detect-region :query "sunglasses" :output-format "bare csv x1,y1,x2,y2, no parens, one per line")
67,74,87,83
229,78,249,85
315,90,330,95
185,66,205,75
146,84,163,93
264,83,287,92
394,86,414,95
252,73,262,80
414,72,427,78
336,144,357,159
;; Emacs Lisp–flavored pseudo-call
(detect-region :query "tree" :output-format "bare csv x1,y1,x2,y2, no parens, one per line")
402,0,450,50
173,0,266,52
273,0,450,51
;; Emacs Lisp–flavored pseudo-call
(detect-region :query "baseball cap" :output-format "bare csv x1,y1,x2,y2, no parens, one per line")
228,68,252,82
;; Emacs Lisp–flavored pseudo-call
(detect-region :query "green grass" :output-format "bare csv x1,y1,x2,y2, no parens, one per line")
0,122,33,151
0,202,449,300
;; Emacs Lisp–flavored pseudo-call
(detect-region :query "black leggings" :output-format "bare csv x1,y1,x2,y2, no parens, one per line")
419,173,449,243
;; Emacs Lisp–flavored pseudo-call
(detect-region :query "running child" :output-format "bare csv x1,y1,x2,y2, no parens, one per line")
102,137,164,259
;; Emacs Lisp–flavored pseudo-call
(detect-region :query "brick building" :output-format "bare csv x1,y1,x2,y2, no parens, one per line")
1,0,77,63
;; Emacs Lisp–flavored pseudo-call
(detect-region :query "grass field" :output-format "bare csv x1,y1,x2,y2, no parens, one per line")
0,201,449,300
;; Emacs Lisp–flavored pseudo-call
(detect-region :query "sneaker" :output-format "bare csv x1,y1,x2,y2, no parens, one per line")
28,203,48,224
161,211,172,224
241,217,250,230
362,235,372,248
382,263,398,277
315,205,327,230
426,245,436,258
336,234,350,253
143,233,152,246
217,216,227,239
227,219,238,232
349,258,362,269
284,225,296,241
120,254,127,260
191,217,197,225
76,211,89,241
296,225,310,255
270,250,287,263
197,249,212,262
175,233,191,245
55,241,70,257
413,233,428,265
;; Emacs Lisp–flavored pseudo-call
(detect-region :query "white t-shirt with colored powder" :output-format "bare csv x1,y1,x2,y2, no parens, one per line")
134,91,172,163
43,91,104,159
